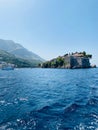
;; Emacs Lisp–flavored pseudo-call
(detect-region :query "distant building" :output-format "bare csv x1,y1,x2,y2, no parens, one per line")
0,61,15,69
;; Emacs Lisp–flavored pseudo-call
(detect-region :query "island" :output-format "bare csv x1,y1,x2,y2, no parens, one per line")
41,51,96,69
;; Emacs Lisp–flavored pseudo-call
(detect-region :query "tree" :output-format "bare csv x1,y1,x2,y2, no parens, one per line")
83,51,86,56
56,57,64,66
86,54,92,59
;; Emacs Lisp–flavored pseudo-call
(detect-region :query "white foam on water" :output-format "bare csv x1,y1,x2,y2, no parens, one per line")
0,100,5,104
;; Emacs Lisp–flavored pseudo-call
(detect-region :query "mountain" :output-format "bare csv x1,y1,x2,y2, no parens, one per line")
0,49,40,68
0,39,44,62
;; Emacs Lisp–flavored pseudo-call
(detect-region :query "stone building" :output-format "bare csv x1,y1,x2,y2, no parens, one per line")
64,56,90,69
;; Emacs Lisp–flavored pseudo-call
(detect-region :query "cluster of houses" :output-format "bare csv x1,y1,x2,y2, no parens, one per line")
0,61,15,70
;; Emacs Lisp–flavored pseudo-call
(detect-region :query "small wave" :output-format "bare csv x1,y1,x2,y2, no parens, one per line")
74,122,98,130
19,98,28,101
14,97,28,103
52,102,65,108
87,98,98,105
0,76,7,79
64,103,81,113
0,100,5,105
0,125,8,130
37,105,52,113
90,113,98,119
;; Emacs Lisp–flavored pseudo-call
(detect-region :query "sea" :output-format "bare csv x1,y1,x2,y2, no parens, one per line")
0,68,98,130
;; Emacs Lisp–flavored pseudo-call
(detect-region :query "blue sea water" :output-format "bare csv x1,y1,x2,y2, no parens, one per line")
0,68,98,130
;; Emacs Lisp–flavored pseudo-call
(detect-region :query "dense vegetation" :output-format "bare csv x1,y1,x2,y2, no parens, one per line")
0,50,42,68
42,57,65,68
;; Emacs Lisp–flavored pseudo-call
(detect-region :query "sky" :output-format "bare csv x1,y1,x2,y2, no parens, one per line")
0,0,98,64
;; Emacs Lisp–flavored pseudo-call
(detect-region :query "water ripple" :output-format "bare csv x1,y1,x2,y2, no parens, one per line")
0,68,98,129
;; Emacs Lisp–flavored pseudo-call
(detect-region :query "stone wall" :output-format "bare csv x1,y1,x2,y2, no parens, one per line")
64,56,90,68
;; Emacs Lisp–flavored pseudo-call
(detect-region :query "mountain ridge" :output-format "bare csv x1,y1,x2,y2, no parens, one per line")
0,49,41,68
0,39,44,62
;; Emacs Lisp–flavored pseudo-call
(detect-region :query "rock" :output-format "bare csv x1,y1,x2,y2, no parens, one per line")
91,65,96,68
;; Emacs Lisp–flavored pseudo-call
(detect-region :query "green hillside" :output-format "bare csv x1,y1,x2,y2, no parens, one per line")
0,39,45,62
0,49,41,68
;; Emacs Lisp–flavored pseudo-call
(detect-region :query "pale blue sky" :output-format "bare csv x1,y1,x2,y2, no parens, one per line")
0,0,98,64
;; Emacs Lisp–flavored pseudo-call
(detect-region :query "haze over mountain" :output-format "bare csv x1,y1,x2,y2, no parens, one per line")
0,49,39,68
0,39,44,62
